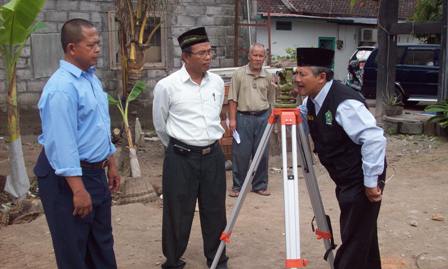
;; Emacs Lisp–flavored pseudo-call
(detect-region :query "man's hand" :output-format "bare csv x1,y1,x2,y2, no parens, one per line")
229,119,237,132
365,186,382,202
107,155,121,193
228,100,238,133
66,176,92,218
72,188,93,217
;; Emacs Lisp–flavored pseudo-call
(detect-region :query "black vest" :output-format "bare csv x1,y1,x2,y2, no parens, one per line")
307,81,367,187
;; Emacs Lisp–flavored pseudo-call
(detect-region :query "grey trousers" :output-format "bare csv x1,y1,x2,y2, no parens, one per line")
232,110,270,192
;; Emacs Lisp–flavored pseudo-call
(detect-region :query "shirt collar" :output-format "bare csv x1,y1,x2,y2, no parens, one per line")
244,65,267,77
59,60,96,78
179,64,210,84
311,80,333,113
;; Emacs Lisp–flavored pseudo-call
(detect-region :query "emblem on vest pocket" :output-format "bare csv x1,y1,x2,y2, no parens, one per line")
325,110,333,125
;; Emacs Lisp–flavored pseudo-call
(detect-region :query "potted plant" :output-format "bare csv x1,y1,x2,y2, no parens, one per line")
383,95,404,116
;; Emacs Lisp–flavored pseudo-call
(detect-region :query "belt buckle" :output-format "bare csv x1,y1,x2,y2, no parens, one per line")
201,147,211,155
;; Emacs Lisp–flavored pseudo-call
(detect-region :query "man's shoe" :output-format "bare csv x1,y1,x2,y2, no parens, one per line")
216,263,228,269
253,189,271,196
228,190,240,197
161,259,186,269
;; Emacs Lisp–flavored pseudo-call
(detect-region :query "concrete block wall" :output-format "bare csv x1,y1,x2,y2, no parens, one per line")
0,0,236,134
170,0,236,68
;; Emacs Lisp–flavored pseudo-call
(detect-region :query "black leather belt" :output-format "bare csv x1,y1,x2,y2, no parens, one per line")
238,109,268,116
170,137,217,155
80,159,108,169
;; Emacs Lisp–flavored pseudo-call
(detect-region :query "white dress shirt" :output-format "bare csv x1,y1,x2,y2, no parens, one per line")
153,65,225,147
301,80,386,188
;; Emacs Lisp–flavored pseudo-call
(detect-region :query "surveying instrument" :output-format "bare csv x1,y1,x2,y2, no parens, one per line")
210,104,336,269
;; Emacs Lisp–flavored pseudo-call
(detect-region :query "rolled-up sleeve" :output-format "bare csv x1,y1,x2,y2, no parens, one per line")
41,91,82,176
227,71,240,102
152,82,170,147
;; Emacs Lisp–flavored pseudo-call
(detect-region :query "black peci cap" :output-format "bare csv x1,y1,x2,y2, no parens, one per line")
178,27,209,50
296,48,334,68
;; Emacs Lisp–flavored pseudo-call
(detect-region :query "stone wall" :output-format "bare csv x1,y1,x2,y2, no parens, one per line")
0,0,236,134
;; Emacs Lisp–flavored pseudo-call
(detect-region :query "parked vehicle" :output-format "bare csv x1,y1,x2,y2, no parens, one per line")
345,46,375,91
360,44,440,104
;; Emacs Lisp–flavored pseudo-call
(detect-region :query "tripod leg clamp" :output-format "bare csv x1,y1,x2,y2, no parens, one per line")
220,232,232,243
285,258,308,268
311,215,337,261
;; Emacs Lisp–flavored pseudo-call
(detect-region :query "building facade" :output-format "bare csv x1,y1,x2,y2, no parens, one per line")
256,0,421,81
0,0,236,133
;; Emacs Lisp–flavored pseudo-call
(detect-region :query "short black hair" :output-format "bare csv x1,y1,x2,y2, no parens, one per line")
61,18,95,53
182,46,192,54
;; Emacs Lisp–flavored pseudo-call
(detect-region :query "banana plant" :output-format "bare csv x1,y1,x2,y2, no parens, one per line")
108,80,147,177
0,0,46,198
115,0,169,97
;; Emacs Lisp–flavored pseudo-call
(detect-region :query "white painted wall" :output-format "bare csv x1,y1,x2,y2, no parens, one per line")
257,18,361,81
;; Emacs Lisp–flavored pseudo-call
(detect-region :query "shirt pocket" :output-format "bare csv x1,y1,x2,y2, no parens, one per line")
255,79,269,102
204,89,223,114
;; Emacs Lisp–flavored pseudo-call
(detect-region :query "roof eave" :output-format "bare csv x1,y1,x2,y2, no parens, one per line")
259,12,379,25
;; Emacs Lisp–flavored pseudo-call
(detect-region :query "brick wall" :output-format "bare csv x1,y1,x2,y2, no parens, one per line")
0,0,236,134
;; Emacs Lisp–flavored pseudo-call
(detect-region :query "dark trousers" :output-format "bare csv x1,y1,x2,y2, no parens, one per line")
334,184,382,269
162,142,228,269
34,151,117,269
232,110,270,192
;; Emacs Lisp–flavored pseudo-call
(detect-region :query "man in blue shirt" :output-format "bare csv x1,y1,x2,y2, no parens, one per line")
34,18,120,269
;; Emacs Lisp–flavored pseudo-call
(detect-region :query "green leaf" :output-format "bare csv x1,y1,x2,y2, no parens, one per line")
108,94,119,106
425,100,448,128
127,80,146,103
425,106,448,113
0,0,46,45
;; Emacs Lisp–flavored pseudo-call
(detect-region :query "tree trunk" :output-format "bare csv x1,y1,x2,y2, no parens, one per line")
5,67,30,198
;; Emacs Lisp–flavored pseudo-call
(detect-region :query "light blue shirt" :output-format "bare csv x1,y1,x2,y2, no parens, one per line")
300,80,386,188
38,60,116,177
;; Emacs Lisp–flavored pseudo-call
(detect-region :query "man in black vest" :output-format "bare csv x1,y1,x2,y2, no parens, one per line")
293,48,387,269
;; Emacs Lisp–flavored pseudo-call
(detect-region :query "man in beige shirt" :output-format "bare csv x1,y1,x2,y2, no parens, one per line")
227,43,276,197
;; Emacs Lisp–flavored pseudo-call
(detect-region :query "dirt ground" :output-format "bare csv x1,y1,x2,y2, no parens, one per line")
0,129,447,269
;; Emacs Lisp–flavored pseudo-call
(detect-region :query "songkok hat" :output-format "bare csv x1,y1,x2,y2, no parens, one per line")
296,48,334,68
178,27,209,50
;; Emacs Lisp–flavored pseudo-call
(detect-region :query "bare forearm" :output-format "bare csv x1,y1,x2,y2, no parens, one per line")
229,100,237,121
108,155,118,169
107,154,121,192
66,176,85,194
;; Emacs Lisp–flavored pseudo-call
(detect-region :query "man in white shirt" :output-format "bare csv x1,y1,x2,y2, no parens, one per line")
293,48,386,269
152,27,228,269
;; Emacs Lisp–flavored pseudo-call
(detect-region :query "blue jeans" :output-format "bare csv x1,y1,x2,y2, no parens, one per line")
232,110,270,192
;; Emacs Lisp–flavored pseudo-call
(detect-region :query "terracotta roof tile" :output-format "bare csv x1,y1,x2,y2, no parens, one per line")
258,0,417,19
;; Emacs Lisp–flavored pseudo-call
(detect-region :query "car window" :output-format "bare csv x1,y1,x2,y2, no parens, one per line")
396,47,406,62
434,50,440,66
370,47,405,66
354,49,372,62
402,50,435,66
